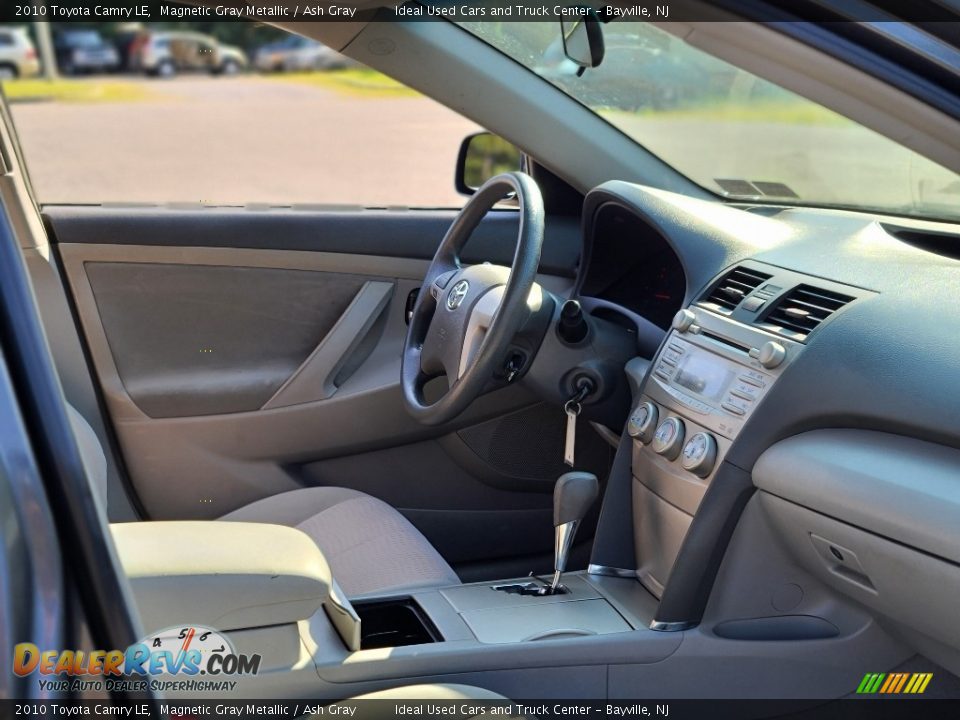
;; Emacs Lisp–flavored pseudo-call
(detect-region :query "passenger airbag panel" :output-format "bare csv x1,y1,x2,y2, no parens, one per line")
753,429,960,564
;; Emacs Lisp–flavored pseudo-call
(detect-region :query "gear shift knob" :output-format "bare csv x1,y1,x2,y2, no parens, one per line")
549,472,598,594
554,471,600,527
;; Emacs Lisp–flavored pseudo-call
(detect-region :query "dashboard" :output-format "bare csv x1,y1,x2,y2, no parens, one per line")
577,202,686,332
577,179,960,674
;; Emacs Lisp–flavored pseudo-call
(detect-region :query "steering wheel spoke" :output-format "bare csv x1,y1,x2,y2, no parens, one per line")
429,267,461,302
400,172,545,426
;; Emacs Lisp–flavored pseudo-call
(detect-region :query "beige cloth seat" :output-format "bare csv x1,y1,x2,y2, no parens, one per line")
67,405,460,598
221,487,459,596
350,684,509,701
331,684,520,719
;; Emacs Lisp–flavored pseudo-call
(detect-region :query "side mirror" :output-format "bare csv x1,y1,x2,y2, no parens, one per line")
455,132,523,196
561,9,605,72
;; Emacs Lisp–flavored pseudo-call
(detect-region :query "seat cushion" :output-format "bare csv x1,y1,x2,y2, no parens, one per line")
351,684,509,701
220,487,459,596
336,684,520,719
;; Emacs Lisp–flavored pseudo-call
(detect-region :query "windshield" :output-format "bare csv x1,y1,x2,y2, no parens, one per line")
460,21,960,223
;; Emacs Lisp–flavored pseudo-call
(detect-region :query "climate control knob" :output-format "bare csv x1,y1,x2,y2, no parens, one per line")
681,432,718,477
628,401,659,444
672,309,696,333
758,341,786,369
651,417,685,460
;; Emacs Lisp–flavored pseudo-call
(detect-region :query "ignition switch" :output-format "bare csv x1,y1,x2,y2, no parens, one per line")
503,351,527,382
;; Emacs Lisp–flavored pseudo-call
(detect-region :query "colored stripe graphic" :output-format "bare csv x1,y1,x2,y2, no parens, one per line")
855,673,886,694
906,673,933,694
892,673,910,693
857,672,932,694
879,674,896,693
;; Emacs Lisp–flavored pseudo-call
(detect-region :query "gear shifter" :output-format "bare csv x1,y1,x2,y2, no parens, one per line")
548,471,599,594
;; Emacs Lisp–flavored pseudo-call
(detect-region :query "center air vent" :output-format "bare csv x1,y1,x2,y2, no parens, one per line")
699,266,772,314
761,285,854,340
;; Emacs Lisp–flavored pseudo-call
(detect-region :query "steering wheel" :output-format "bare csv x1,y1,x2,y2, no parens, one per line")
402,172,545,426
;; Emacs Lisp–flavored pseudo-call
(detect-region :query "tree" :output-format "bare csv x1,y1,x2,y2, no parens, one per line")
34,2,58,80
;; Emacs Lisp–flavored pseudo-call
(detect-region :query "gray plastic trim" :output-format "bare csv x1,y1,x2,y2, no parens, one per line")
760,493,960,673
263,280,393,409
22,249,137,520
754,429,960,565
461,599,631,644
44,206,582,279
587,564,635,578
649,620,697,632
633,482,693,598
441,574,600,613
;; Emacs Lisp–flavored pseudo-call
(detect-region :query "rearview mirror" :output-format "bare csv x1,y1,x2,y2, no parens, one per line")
455,132,523,195
561,9,605,72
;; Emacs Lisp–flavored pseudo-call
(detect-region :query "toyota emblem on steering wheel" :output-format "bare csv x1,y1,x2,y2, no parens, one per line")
446,280,469,310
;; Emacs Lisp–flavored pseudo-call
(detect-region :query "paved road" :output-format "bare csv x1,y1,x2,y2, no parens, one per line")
10,76,481,207
11,76,956,216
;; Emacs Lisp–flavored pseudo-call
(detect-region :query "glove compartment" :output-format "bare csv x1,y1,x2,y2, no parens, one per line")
753,430,960,661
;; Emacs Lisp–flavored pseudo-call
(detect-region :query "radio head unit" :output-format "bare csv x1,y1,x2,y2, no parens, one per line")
644,307,800,441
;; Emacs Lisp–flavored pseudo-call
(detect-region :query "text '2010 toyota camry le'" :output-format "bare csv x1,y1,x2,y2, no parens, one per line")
0,1,959,717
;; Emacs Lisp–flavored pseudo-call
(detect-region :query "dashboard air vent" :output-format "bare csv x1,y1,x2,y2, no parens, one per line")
699,266,772,313
762,285,855,340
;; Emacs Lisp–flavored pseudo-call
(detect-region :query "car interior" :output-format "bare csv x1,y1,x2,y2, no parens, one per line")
2,0,960,704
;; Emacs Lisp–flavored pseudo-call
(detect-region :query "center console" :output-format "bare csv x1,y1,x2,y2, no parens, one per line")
625,302,799,598
288,301,802,688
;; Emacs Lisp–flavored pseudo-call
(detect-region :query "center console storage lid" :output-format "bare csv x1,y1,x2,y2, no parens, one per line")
754,429,960,564
112,521,332,633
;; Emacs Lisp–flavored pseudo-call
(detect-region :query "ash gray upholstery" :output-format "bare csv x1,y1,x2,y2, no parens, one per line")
221,487,460,596
66,404,108,521
331,684,518,719
349,684,509,701
67,403,460,597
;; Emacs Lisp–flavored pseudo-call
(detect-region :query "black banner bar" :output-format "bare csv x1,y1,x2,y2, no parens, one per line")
4,699,960,720
1,0,959,24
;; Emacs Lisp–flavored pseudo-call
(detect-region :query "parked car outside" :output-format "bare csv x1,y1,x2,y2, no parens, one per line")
54,29,121,75
253,34,358,72
128,30,247,77
0,26,40,79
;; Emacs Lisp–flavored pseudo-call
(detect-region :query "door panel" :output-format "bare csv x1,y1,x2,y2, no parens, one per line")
84,261,376,417
48,206,611,577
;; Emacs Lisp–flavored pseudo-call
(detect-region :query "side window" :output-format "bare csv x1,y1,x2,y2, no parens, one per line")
1,22,480,208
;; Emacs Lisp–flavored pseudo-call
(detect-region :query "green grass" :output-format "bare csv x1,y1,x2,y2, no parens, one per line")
271,67,420,98
1,78,156,103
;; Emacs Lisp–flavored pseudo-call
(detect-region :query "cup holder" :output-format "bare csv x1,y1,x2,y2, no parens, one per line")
354,598,443,650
